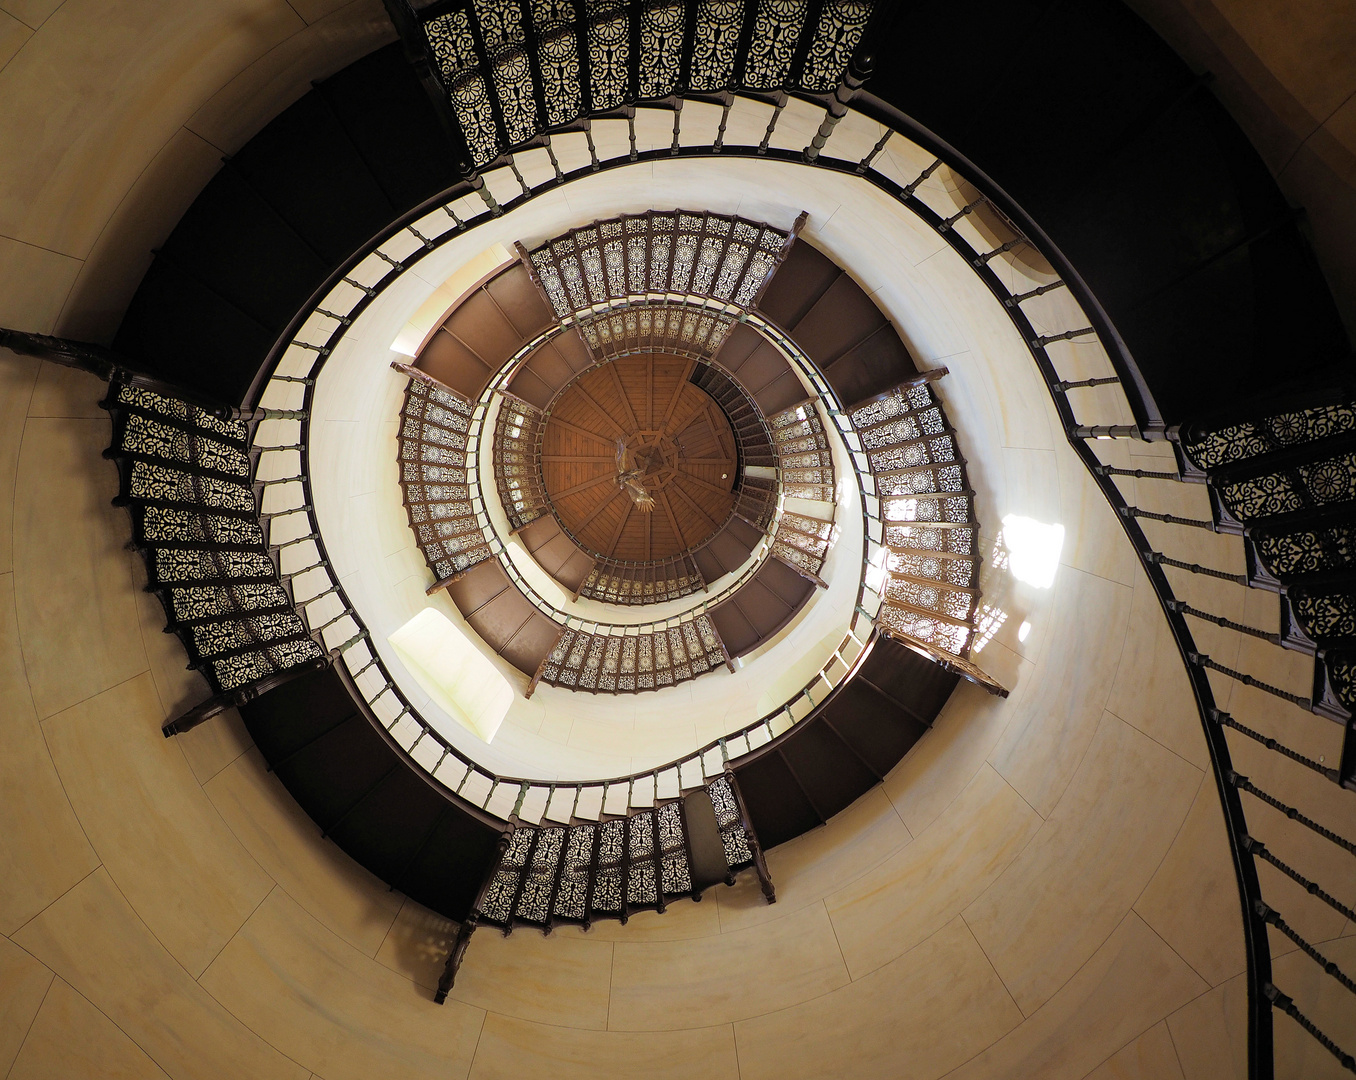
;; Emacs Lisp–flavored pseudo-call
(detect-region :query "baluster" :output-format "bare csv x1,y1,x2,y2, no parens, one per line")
670,99,683,154
1189,653,1311,709
713,98,732,152
856,128,892,174
1263,984,1356,1072
584,119,600,169
938,195,986,231
1004,280,1066,307
507,154,530,198
901,159,941,197
758,95,785,153
1168,600,1284,646
1119,504,1215,530
1032,327,1096,349
974,238,1025,265
1210,709,1338,781
1146,551,1248,585
1076,424,1143,439
542,135,564,181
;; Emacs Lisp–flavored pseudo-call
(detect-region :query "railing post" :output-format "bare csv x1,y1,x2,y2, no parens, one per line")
723,766,775,904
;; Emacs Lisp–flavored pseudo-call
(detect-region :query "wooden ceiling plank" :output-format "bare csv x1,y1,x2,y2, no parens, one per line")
658,490,689,549
543,455,617,463
668,480,722,531
666,390,705,439
605,362,641,432
603,496,634,559
573,382,629,439
675,471,734,498
550,471,615,500
572,485,627,535
547,416,618,446
659,359,696,431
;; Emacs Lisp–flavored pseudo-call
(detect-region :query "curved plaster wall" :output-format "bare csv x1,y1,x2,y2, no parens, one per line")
3,10,1354,1080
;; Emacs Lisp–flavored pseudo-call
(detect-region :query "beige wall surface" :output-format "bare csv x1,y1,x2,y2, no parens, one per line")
0,5,1351,1080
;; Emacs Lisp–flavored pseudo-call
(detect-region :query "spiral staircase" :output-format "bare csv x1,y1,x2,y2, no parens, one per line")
3,0,1355,1075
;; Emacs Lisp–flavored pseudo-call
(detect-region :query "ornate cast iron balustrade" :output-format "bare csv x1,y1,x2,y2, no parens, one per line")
522,210,797,323
399,373,495,587
102,381,327,699
530,611,733,694
401,0,874,171
846,374,984,661
69,3,1356,1060
436,770,773,999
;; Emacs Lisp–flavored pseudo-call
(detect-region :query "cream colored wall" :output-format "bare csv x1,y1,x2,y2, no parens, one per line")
0,6,1350,1079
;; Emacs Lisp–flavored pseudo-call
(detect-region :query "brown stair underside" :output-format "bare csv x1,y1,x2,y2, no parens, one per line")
542,354,737,561
754,238,919,408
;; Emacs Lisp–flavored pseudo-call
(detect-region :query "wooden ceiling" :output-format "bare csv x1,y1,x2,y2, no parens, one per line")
542,355,737,561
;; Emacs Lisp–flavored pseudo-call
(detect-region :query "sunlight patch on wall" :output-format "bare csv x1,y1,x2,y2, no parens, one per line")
388,608,514,743
997,514,1064,589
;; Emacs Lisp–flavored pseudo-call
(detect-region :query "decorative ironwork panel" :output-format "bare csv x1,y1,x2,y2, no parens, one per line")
104,382,323,698
526,211,793,331
798,0,871,92
1183,403,1356,471
771,402,834,502
741,0,807,89
425,9,501,165
638,1,684,97
398,379,492,582
1292,592,1356,641
689,0,745,90
853,379,983,662
493,395,548,531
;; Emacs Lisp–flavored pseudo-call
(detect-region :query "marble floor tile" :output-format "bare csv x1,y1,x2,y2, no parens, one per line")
607,901,848,1031
0,934,53,1076
469,1014,737,1080
205,747,402,959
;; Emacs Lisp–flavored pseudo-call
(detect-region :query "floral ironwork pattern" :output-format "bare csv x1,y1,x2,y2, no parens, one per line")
104,383,323,694
1182,403,1356,471
850,377,982,659
493,394,549,531
398,377,494,581
411,0,874,164
473,774,747,929
526,210,793,323
537,614,729,692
